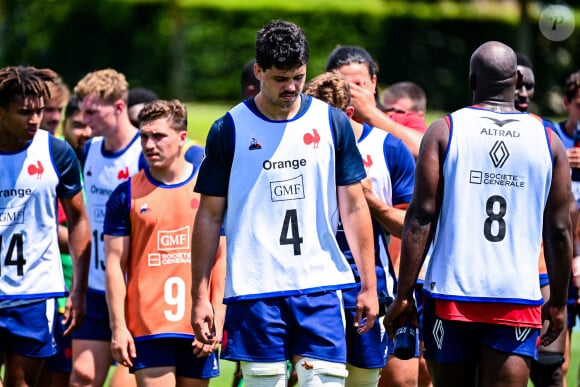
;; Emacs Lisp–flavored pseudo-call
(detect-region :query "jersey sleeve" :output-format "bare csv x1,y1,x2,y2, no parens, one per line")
103,180,131,236
330,107,366,186
51,136,83,198
384,135,415,206
194,114,235,196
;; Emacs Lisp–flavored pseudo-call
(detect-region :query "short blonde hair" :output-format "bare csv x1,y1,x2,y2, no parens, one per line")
74,68,128,104
138,99,188,133
303,71,351,112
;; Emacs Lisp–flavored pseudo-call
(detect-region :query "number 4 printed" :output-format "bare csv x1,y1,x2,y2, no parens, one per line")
0,233,26,276
280,209,303,255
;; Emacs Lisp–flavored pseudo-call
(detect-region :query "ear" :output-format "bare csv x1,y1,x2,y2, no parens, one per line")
114,99,126,114
469,73,476,92
563,96,570,112
345,105,355,118
515,69,523,89
254,62,263,81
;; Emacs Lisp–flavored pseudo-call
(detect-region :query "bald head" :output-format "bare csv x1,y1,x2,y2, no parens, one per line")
469,41,519,105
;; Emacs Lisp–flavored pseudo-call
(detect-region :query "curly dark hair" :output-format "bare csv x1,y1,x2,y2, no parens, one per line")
0,66,55,108
255,20,309,71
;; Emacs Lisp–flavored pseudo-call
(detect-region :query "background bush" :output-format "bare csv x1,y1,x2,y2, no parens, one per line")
1,0,578,114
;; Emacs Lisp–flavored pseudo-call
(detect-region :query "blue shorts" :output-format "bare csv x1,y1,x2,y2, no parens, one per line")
131,338,219,379
415,282,425,341
222,291,346,363
0,299,56,358
345,309,387,368
45,311,72,372
72,291,111,341
422,297,539,363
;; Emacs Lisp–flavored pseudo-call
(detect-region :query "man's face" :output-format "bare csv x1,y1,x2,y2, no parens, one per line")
140,117,186,170
62,110,92,155
564,89,580,125
41,98,66,134
79,94,118,137
257,64,307,111
336,62,377,96
514,65,535,112
0,95,44,150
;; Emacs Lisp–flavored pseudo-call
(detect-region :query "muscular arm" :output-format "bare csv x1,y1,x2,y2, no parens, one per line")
338,182,378,333
59,191,91,335
541,134,573,345
190,195,226,345
104,235,135,366
349,82,423,158
385,118,447,335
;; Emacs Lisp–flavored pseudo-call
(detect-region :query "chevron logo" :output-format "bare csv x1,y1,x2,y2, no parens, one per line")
515,327,532,342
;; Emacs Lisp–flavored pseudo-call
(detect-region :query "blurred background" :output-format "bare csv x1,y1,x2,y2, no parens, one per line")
1,0,578,117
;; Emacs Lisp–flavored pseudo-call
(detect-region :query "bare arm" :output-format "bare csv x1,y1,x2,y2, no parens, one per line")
190,195,226,345
542,134,573,345
385,118,448,336
362,178,407,237
60,191,91,335
104,235,135,366
349,82,423,158
338,182,378,334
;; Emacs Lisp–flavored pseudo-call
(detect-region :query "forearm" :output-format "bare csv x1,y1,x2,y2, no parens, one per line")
396,216,432,299
191,209,223,301
209,236,227,332
365,194,406,238
339,186,377,291
67,217,91,295
105,264,128,331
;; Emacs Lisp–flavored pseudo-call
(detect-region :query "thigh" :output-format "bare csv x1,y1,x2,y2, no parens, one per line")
478,345,530,387
71,339,112,385
289,291,347,363
3,352,44,387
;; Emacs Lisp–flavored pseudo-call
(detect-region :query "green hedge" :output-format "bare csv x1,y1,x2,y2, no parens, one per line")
2,1,578,114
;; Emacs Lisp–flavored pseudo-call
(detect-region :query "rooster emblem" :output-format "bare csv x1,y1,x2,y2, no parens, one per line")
303,129,320,148
27,160,44,179
117,166,130,180
363,154,373,169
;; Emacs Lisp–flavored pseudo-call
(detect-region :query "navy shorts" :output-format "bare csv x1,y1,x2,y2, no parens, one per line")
45,311,72,372
0,299,56,358
222,291,347,363
345,309,387,368
422,297,539,363
131,338,219,379
71,291,111,341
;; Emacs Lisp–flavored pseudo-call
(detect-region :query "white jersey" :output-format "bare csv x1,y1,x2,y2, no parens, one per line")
224,98,355,301
83,135,142,293
356,127,395,298
0,130,65,299
424,107,552,305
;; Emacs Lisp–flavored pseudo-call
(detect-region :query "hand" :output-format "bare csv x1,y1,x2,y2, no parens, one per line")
111,327,136,367
385,295,416,340
567,147,580,169
191,298,217,345
192,336,219,358
62,288,87,336
354,287,379,334
540,300,566,346
348,82,380,123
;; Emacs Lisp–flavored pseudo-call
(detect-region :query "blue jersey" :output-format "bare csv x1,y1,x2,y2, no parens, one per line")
337,123,415,308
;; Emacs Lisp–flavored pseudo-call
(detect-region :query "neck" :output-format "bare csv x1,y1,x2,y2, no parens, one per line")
473,89,517,113
104,116,139,152
350,118,364,140
254,93,301,121
565,119,578,136
148,157,192,185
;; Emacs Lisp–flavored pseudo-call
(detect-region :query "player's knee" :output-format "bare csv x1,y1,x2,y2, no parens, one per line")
345,364,380,387
240,361,287,387
530,351,564,387
294,357,348,386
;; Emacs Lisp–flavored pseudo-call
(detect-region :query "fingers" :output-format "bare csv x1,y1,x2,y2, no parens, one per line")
540,325,562,346
111,338,135,367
